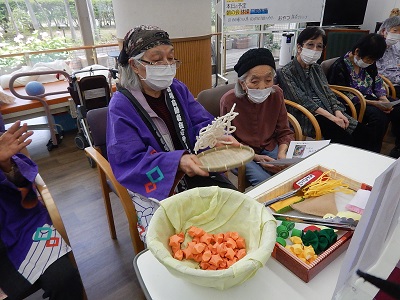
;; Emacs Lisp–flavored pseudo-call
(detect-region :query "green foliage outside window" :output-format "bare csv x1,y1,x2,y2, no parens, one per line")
0,0,116,72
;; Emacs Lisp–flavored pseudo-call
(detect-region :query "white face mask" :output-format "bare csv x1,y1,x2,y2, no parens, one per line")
299,47,322,65
386,32,400,46
353,56,372,68
246,85,273,104
139,63,176,91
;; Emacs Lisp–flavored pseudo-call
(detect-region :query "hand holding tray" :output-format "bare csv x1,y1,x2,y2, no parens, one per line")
197,145,255,172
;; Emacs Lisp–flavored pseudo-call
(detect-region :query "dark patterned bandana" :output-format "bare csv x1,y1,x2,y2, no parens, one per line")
118,25,172,66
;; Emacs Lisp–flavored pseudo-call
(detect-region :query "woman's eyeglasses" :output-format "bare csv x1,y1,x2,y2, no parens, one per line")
139,58,182,68
303,42,324,51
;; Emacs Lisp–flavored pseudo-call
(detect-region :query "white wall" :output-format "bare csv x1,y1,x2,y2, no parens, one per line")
362,0,400,32
111,0,211,39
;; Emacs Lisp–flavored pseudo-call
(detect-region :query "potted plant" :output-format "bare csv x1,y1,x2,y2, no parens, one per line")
271,43,281,57
265,41,281,57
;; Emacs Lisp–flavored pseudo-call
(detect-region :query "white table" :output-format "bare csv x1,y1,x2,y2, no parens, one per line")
133,144,396,300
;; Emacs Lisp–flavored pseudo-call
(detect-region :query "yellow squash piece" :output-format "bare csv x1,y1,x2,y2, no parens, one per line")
270,195,304,213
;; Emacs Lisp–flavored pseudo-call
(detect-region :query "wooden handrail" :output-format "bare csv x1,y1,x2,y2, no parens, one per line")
0,43,119,59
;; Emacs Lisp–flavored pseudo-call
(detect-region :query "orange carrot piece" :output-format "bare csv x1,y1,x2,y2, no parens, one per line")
209,242,219,255
188,226,196,237
236,248,246,260
171,245,181,254
209,254,223,267
187,241,197,248
182,247,194,260
200,261,210,270
230,231,240,240
236,237,246,249
169,234,184,248
202,250,212,262
188,226,198,237
223,233,231,242
217,243,228,257
170,228,247,270
225,238,237,249
225,247,235,260
200,233,214,245
174,249,184,261
214,233,224,243
219,259,227,269
193,253,203,263
192,243,206,254
188,227,205,237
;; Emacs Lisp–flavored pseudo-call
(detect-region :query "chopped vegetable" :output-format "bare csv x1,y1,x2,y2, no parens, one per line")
169,226,247,270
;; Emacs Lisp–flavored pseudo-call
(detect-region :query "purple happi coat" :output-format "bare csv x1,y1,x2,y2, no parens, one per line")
0,154,70,285
107,79,214,201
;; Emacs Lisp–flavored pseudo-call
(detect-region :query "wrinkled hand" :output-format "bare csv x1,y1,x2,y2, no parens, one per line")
373,100,393,113
179,154,209,177
215,135,241,148
334,111,349,129
0,121,33,167
277,151,287,160
330,115,346,129
254,154,283,173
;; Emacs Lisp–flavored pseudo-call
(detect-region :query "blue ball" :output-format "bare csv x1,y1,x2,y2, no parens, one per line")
25,81,45,96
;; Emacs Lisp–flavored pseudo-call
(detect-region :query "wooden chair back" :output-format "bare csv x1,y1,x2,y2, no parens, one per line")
85,107,144,254
381,74,397,99
284,99,323,140
320,57,338,75
329,85,366,122
84,147,145,254
197,83,235,117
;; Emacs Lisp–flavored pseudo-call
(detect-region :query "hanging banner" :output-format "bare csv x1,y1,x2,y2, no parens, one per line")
223,0,324,26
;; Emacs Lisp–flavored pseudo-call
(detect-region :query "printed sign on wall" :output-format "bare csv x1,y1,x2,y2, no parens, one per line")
222,0,324,25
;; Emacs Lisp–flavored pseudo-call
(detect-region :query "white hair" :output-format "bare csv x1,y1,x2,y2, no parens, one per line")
378,16,400,34
118,52,144,90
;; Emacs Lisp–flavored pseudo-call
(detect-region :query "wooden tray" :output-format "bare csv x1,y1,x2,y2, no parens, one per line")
197,145,255,172
255,165,370,282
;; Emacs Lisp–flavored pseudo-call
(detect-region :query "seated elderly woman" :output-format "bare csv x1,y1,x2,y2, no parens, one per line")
278,27,377,152
0,121,83,300
377,17,400,157
377,16,400,97
220,48,294,186
107,25,238,241
327,33,400,157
